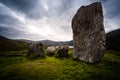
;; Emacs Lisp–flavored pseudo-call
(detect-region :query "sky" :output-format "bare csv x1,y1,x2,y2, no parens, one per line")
0,0,120,41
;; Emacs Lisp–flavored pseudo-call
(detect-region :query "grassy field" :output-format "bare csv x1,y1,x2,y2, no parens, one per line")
0,49,120,80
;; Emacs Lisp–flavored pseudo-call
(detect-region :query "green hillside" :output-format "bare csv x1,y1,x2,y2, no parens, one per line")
0,35,28,51
106,29,120,51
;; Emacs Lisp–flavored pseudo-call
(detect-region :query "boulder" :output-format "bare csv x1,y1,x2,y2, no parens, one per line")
56,45,69,57
27,42,45,57
72,2,105,63
46,46,56,56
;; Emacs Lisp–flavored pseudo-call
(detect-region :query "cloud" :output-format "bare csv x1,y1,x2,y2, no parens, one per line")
0,25,25,38
0,0,38,13
102,0,120,18
0,0,120,41
103,0,120,32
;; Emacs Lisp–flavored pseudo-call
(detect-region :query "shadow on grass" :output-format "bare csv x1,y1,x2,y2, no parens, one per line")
26,56,46,61
55,55,71,60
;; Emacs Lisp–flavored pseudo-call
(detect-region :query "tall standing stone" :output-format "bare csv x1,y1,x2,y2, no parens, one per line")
72,2,105,63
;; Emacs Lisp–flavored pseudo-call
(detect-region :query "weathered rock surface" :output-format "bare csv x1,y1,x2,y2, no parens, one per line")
46,46,56,53
46,46,56,56
27,42,45,57
72,2,105,63
56,45,69,57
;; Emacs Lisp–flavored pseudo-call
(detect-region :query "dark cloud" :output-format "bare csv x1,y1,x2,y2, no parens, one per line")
0,0,41,19
0,0,38,13
103,0,120,18
0,14,20,26
0,0,120,40
0,0,87,19
1,0,120,19
0,26,23,38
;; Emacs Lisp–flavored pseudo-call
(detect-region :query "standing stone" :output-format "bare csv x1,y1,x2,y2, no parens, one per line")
72,2,105,63
56,45,69,57
27,42,45,58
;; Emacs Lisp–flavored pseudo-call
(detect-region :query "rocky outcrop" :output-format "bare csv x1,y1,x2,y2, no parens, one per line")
27,42,45,57
72,2,105,63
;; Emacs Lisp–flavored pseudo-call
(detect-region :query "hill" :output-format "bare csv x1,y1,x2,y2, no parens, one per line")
106,29,120,51
0,35,73,51
0,35,28,51
40,40,58,46
40,40,73,46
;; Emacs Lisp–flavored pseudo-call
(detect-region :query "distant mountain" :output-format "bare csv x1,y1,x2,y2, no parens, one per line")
40,40,73,46
0,35,28,51
14,39,33,43
57,40,73,46
0,35,73,51
106,29,120,51
13,39,73,47
39,40,58,46
0,35,9,40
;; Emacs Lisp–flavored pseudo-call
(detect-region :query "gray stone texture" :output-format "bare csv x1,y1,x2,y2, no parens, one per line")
72,2,105,63
28,42,45,57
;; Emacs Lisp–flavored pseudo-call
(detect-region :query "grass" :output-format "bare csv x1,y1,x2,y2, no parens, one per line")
0,49,120,80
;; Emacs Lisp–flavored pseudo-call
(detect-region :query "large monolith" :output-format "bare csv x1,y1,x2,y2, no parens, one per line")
72,2,105,63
